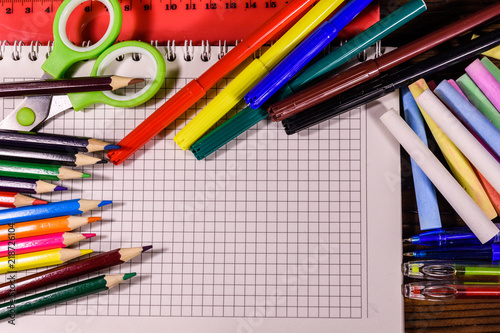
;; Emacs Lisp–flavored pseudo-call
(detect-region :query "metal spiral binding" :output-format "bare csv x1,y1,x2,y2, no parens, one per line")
218,40,227,60
183,40,194,61
0,41,8,61
12,40,24,61
166,40,176,61
200,40,211,62
28,41,41,61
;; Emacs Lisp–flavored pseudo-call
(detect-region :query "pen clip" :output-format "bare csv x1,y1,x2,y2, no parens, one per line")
421,264,456,279
421,285,457,299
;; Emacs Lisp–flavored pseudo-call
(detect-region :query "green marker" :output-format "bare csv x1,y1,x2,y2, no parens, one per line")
0,273,135,320
0,160,90,180
191,0,427,160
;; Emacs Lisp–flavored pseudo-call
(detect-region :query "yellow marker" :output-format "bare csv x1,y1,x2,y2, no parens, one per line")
0,248,92,273
409,79,497,219
174,0,345,150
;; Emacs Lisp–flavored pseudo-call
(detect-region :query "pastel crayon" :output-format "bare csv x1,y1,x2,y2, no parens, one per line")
465,59,500,111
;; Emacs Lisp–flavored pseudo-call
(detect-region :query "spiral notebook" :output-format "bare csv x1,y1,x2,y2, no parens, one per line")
0,43,403,333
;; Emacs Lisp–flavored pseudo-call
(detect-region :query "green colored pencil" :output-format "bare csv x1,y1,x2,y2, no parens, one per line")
0,273,135,320
0,160,90,180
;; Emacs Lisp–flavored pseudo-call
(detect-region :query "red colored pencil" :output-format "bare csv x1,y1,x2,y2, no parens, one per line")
0,191,47,208
108,0,318,165
0,232,95,257
0,246,152,301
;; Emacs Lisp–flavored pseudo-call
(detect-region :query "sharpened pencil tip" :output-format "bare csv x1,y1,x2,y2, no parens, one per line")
33,199,48,205
88,217,102,223
104,144,121,150
142,245,153,252
123,273,137,280
81,249,93,255
97,159,108,164
403,252,415,257
82,173,91,178
98,200,113,207
128,78,145,86
83,233,97,239
54,185,68,191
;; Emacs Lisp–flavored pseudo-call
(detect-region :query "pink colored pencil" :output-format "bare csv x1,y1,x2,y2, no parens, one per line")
0,232,95,257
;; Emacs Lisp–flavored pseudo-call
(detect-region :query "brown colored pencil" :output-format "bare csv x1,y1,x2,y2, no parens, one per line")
0,246,151,301
0,76,144,98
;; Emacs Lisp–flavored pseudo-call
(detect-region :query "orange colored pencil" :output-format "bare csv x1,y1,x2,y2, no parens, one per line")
0,191,47,208
0,215,101,241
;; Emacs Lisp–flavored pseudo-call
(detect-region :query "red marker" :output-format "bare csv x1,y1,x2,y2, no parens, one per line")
0,191,47,208
107,0,318,165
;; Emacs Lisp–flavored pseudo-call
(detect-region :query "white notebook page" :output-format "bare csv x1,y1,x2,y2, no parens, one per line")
0,44,402,332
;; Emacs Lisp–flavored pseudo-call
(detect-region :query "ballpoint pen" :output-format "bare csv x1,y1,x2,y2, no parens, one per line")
403,260,500,282
405,225,500,247
404,282,500,300
404,243,500,261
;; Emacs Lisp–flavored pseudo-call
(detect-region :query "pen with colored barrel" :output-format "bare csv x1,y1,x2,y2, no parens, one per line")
190,0,427,160
404,244,500,261
405,225,500,247
245,0,373,109
282,29,500,134
403,260,500,282
405,282,500,300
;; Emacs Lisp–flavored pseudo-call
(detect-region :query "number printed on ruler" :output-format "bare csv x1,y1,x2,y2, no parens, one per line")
0,0,291,44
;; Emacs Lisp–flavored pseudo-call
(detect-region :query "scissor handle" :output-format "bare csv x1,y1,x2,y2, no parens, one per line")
67,41,166,110
41,0,123,79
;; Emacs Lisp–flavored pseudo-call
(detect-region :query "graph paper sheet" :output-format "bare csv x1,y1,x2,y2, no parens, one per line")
1,45,402,333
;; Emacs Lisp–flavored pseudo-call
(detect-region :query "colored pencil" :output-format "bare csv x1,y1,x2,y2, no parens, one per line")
0,246,150,301
268,2,500,120
0,176,66,194
0,216,101,241
0,248,92,273
0,273,135,320
0,160,90,180
0,199,112,225
107,0,322,165
0,146,106,167
0,129,120,152
0,76,144,98
0,191,47,208
0,232,95,257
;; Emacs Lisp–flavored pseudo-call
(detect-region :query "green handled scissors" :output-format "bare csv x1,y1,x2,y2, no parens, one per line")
0,0,166,131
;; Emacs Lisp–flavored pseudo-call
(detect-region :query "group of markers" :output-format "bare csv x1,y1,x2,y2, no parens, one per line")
388,53,500,300
0,130,150,321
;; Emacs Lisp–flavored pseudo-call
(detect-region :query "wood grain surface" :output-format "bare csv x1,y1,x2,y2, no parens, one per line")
377,1,500,332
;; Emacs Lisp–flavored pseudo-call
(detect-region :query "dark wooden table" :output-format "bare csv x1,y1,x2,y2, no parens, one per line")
377,0,500,331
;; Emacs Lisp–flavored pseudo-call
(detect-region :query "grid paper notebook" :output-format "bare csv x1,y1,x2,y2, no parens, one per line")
0,44,402,333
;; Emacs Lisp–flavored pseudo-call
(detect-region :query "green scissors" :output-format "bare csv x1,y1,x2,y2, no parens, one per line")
0,0,166,131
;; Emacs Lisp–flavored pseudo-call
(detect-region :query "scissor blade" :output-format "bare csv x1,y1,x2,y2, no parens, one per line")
46,95,73,120
0,95,52,131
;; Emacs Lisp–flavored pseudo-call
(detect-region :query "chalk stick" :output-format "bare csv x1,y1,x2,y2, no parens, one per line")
481,57,500,83
465,58,500,111
456,74,500,130
401,86,442,230
435,80,500,162
409,80,497,220
380,108,499,244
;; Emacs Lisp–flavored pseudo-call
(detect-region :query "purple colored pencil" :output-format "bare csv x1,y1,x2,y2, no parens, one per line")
0,176,66,194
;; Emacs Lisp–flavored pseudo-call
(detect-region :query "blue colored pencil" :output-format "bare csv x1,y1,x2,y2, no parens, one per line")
0,199,112,226
402,86,442,230
435,80,500,162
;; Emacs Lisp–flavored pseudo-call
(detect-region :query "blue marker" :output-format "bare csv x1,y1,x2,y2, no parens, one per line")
244,0,374,109
405,243,500,261
0,199,112,225
402,87,442,230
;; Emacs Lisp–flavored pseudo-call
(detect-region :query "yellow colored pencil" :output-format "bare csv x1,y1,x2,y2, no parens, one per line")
0,248,92,273
174,0,345,150
409,79,497,219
